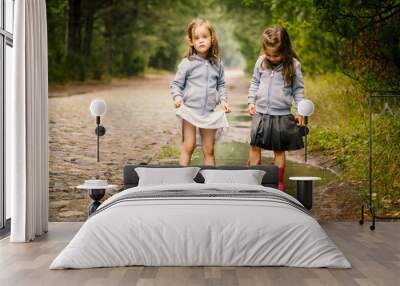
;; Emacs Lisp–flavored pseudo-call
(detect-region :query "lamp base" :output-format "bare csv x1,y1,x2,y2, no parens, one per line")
88,188,106,215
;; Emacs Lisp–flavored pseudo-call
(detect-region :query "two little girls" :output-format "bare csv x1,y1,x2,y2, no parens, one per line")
170,20,305,192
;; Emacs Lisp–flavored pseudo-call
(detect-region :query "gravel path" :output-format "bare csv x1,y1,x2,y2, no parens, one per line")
49,70,360,221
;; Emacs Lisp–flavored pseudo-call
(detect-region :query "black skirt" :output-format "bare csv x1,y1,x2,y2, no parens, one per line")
250,113,304,151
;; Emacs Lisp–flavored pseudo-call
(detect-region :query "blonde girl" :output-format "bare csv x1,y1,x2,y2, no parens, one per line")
170,19,230,166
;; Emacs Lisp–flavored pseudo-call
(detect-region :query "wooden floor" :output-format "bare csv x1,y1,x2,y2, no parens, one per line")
0,222,399,286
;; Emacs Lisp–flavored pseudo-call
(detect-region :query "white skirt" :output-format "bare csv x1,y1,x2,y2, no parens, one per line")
175,105,229,146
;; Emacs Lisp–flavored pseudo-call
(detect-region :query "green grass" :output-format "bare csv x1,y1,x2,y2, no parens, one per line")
158,146,180,160
305,73,400,214
144,67,174,76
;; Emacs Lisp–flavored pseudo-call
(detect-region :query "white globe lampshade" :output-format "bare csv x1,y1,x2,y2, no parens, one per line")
298,99,315,116
90,99,107,117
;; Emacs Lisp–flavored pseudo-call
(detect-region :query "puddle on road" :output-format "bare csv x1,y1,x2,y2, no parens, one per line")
189,141,337,196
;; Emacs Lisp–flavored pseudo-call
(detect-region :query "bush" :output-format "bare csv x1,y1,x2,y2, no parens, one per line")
306,73,400,214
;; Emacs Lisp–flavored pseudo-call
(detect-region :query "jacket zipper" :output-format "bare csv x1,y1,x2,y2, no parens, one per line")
203,62,209,115
266,69,275,114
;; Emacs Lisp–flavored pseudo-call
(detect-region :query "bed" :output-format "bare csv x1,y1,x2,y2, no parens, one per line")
50,165,350,269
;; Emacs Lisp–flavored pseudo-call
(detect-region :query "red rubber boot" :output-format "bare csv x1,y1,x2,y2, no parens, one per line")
278,167,285,192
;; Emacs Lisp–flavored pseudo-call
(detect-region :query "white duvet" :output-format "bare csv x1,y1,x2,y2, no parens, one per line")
50,183,351,269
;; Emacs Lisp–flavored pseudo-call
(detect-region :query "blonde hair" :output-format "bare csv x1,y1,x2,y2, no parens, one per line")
261,25,299,85
186,19,220,65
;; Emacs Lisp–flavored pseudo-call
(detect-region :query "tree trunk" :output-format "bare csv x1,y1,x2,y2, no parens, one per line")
83,0,101,60
103,1,113,79
67,0,82,55
64,1,69,56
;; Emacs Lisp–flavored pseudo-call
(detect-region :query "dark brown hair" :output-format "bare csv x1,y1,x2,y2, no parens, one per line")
186,19,220,65
261,25,299,85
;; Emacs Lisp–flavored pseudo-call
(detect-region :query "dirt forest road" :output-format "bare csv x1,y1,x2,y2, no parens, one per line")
48,69,253,221
48,70,360,222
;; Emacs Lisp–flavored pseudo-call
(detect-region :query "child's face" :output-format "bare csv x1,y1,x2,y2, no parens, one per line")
265,47,283,65
191,24,212,57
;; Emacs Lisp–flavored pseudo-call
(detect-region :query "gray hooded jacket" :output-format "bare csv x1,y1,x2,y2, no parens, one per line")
170,54,227,115
248,56,304,115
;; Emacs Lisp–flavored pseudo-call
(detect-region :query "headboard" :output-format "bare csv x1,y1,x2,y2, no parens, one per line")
123,165,279,189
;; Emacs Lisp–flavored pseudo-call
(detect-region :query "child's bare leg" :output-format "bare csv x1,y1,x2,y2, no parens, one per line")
249,145,261,165
200,128,216,166
274,151,286,168
179,120,196,166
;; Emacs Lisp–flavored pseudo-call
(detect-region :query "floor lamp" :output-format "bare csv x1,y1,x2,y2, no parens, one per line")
297,99,315,163
89,99,107,162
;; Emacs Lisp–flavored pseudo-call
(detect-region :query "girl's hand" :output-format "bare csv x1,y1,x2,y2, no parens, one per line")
175,99,183,108
247,103,256,115
295,115,304,126
221,100,231,113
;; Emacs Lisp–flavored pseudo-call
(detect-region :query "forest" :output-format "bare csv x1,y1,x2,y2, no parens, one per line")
46,0,400,214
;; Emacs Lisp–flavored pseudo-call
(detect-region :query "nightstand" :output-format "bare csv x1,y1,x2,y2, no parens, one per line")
77,184,118,215
289,176,321,210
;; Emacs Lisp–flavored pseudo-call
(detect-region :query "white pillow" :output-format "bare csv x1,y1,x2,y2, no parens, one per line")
135,167,200,186
200,169,266,185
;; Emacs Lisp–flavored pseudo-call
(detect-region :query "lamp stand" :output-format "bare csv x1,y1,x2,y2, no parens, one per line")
304,116,308,163
96,116,100,162
94,116,106,162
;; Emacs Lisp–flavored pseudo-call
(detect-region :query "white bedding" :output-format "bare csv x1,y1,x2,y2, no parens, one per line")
50,183,351,269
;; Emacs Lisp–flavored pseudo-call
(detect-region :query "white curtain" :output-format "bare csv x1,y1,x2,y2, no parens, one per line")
9,0,49,242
